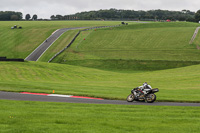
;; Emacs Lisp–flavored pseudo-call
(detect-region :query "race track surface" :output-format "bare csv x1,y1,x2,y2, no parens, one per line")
1,91,200,107
25,27,86,61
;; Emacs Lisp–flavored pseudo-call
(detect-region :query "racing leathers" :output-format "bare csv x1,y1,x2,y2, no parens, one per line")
137,83,152,95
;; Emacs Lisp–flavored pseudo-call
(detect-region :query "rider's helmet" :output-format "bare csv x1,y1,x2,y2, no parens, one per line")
143,82,148,87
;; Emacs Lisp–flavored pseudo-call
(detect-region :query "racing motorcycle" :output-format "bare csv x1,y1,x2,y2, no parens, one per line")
127,88,159,103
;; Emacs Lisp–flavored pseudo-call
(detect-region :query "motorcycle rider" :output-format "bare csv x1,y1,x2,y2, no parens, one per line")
127,82,158,103
137,82,152,95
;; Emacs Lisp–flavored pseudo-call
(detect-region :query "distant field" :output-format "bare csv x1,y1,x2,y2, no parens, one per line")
0,21,120,59
0,61,200,102
1,100,200,133
52,22,200,70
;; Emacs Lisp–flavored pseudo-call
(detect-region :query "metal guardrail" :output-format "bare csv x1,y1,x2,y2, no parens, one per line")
0,57,24,62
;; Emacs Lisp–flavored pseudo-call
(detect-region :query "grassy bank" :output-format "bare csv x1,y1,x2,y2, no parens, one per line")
0,61,200,102
62,59,200,71
0,100,200,133
51,22,200,71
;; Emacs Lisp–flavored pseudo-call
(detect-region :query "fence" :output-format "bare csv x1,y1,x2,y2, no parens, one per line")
0,57,24,62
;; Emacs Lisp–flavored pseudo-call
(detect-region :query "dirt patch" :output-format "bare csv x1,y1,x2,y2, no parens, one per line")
197,45,200,50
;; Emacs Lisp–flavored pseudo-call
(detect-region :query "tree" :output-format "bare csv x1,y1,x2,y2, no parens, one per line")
0,11,22,20
10,15,19,20
50,15,56,20
50,8,196,21
195,10,200,22
32,14,38,20
55,15,63,20
25,14,31,20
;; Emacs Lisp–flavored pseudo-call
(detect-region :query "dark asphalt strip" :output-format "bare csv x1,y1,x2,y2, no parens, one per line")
0,91,200,107
25,27,87,61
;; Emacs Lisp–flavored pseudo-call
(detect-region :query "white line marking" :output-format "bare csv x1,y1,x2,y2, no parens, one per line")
48,94,73,98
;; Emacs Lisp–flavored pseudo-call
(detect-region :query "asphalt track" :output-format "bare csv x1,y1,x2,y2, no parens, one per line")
1,91,200,106
25,27,87,61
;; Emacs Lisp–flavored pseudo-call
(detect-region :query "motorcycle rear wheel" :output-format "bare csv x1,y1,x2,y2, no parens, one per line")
146,94,156,103
127,94,135,102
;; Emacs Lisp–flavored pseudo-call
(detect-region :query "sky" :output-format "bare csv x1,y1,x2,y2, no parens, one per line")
1,0,200,19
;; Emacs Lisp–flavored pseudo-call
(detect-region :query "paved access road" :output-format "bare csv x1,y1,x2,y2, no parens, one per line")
0,91,200,107
25,27,86,61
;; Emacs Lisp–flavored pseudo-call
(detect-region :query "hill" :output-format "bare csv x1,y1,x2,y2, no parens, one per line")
0,21,120,59
49,22,200,71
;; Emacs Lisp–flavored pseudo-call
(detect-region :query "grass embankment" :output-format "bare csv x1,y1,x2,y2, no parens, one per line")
0,100,200,133
0,61,200,102
52,22,200,71
0,21,120,59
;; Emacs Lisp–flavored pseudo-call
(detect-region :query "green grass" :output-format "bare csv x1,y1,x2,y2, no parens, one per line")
1,21,200,132
52,22,200,71
1,21,200,102
61,59,200,71
0,21,120,59
0,100,200,133
1,61,200,102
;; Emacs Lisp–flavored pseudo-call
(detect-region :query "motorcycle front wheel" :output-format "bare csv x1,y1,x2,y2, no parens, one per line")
127,94,135,102
146,94,156,103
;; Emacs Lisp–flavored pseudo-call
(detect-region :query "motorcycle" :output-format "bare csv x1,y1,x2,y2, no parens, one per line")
127,88,159,103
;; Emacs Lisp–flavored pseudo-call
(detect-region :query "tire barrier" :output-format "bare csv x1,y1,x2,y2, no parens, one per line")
48,25,121,63
0,57,24,62
189,27,200,44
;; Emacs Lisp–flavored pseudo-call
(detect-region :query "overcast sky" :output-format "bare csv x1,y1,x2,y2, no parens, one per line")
1,0,200,19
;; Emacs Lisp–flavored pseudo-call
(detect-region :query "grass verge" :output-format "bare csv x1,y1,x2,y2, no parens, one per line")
0,100,200,133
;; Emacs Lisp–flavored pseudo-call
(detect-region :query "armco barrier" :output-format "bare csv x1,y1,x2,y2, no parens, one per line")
0,57,6,60
0,57,24,62
48,25,121,63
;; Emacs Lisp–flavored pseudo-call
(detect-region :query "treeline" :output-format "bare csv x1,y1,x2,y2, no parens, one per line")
51,8,196,22
0,11,23,20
